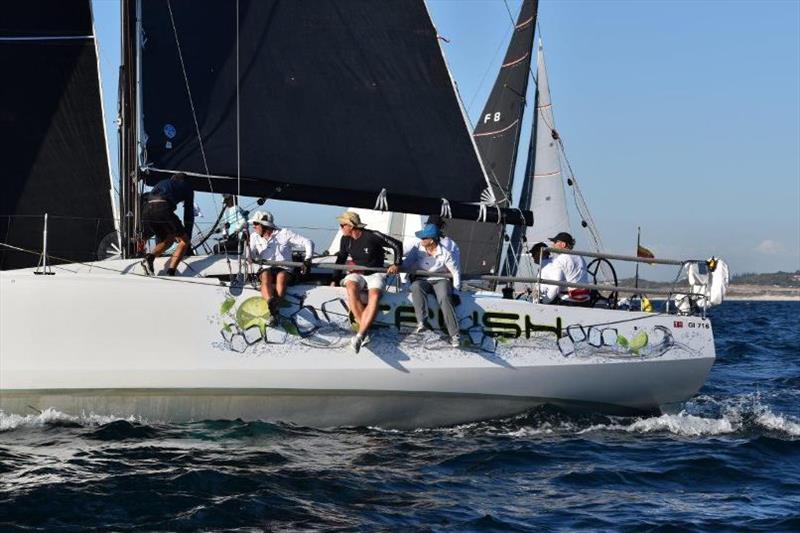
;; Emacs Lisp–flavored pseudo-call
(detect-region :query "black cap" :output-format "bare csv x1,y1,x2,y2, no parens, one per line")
549,232,575,246
426,214,445,227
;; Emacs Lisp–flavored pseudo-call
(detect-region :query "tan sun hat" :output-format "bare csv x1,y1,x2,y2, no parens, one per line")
336,210,366,228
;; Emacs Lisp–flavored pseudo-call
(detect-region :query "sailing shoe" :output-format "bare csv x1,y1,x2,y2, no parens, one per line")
449,335,461,348
414,322,430,334
361,334,371,348
350,334,364,354
140,257,154,276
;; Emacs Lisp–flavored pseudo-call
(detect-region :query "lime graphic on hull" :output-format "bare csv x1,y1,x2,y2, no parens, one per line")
236,297,271,336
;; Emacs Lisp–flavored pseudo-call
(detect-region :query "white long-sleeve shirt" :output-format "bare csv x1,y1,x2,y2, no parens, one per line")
538,259,562,303
402,242,461,288
404,236,461,270
249,228,314,263
538,253,589,303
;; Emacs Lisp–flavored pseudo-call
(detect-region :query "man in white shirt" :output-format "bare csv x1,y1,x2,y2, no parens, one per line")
403,215,461,270
528,242,560,304
247,211,314,324
402,223,462,347
545,232,590,305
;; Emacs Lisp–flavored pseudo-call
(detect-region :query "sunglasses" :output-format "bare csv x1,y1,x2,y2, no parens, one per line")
339,223,352,228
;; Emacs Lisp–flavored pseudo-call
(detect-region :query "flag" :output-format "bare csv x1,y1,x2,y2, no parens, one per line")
637,244,655,260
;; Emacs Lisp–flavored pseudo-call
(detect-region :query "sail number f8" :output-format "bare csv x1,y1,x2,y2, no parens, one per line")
483,112,502,124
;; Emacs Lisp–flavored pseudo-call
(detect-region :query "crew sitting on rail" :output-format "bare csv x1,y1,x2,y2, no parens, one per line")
540,232,590,305
333,211,402,353
403,215,461,269
247,211,314,326
214,194,248,254
402,224,462,347
529,242,557,304
140,172,194,277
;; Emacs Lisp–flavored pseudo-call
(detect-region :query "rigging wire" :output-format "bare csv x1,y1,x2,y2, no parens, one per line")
165,0,221,221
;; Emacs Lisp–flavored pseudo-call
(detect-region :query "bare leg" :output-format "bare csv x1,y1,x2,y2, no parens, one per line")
168,233,189,270
345,281,365,324
151,233,176,257
259,271,271,301
275,271,289,299
358,289,382,336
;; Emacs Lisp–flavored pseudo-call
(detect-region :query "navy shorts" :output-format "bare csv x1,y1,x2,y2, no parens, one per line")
142,201,185,241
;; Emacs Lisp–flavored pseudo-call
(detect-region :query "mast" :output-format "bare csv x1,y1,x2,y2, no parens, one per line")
446,0,538,276
119,0,136,258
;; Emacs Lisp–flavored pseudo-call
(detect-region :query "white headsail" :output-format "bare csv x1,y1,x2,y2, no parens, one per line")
526,40,571,248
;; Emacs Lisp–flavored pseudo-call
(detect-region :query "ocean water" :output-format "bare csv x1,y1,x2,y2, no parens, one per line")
1,301,798,531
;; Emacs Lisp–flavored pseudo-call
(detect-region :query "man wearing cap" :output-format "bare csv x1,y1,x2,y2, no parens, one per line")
334,211,402,353
247,210,314,325
404,215,461,270
402,224,462,347
546,232,590,305
140,172,194,276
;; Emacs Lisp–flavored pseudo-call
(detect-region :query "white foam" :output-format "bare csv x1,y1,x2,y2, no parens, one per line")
755,411,800,436
0,408,137,432
625,413,736,436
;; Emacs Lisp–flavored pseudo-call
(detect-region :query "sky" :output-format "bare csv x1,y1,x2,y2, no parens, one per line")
91,0,800,277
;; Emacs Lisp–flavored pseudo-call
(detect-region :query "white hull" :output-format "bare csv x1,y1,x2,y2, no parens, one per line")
0,257,715,428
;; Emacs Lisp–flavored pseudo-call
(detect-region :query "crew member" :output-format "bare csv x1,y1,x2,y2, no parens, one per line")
248,211,314,325
215,194,247,253
547,232,590,305
140,172,194,276
402,224,461,347
529,241,560,304
404,215,461,269
333,211,402,353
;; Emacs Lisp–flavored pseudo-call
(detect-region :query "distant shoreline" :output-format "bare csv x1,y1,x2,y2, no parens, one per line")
726,284,799,301
725,295,800,302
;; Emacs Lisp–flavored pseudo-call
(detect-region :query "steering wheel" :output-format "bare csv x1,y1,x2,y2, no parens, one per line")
586,257,618,308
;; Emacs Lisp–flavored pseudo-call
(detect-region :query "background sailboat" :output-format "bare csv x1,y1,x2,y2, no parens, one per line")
0,1,117,270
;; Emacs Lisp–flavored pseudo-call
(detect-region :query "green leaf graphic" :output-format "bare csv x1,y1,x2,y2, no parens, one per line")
220,297,236,315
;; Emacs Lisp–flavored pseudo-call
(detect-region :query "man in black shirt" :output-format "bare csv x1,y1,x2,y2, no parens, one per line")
140,172,194,276
334,211,402,353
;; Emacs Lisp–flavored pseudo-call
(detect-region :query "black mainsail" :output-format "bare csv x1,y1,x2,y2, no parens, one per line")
0,1,116,270
447,0,538,276
131,0,531,225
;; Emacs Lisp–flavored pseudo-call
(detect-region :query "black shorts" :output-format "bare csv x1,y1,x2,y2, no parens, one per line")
256,266,293,280
142,201,185,242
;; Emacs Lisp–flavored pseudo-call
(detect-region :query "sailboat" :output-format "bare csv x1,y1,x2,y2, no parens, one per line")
0,0,722,429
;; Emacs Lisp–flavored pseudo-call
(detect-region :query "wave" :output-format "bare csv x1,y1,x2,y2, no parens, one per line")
0,408,138,432
406,395,800,440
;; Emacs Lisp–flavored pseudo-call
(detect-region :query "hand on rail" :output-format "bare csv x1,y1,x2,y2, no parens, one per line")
387,264,399,275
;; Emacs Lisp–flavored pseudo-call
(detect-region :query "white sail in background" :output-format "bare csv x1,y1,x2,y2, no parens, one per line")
526,41,571,248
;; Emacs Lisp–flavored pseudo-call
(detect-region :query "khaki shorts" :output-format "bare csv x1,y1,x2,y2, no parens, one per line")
341,272,386,291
